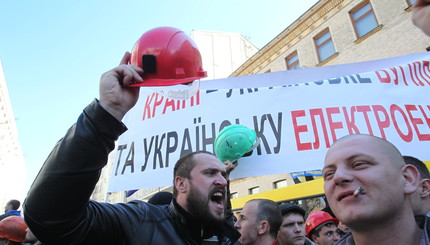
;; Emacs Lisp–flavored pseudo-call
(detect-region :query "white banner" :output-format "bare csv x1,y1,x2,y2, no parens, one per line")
108,52,430,192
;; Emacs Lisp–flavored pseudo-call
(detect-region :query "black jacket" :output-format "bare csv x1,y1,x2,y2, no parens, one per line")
24,100,240,245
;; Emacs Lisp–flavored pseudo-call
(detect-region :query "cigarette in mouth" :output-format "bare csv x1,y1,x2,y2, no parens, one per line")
353,186,364,196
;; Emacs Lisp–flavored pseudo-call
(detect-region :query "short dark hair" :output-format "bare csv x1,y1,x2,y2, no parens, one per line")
251,199,282,239
172,151,214,197
310,221,337,238
7,200,20,210
403,155,430,179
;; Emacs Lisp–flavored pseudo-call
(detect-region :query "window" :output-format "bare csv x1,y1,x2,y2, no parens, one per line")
230,192,238,199
407,0,415,5
273,179,287,189
350,1,378,38
286,52,300,70
248,186,260,195
314,29,335,62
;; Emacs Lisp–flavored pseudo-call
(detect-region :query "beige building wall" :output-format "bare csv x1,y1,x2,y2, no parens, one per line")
232,0,427,77
0,60,26,207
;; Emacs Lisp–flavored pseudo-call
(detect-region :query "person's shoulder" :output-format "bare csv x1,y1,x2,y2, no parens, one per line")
0,212,13,221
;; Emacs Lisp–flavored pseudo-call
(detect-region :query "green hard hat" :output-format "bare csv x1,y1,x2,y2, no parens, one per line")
214,124,259,163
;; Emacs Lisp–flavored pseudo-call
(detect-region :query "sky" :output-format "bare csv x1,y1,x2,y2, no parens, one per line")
0,0,320,194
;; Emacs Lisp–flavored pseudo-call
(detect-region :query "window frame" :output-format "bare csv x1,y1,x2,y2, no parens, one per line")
349,0,379,38
248,186,260,195
314,28,335,63
285,51,300,70
273,179,288,189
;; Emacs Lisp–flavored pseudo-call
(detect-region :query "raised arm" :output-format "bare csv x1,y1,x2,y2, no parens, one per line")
23,53,144,244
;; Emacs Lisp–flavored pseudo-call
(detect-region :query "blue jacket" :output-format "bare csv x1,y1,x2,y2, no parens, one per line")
0,210,21,221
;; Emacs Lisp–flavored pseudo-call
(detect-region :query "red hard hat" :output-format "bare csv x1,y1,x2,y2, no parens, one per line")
0,216,28,242
130,27,207,87
305,211,339,238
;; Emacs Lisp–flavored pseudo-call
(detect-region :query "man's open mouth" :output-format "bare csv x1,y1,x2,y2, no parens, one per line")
210,191,225,206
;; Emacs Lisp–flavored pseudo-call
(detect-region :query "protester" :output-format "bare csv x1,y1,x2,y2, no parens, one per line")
412,0,430,36
23,52,240,244
305,211,339,245
234,199,282,245
0,216,27,245
323,134,429,244
404,155,430,216
0,200,21,222
275,203,315,245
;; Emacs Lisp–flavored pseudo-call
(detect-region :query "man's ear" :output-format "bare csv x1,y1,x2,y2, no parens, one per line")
174,176,188,194
418,179,430,198
402,165,420,195
258,220,269,235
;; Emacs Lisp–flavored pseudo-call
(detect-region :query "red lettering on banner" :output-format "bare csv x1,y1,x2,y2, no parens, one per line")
292,110,312,151
375,69,391,84
372,105,390,139
405,105,430,141
326,107,343,143
375,61,430,86
142,91,201,121
310,109,330,149
390,104,413,142
163,99,176,114
419,105,430,128
342,107,360,134
153,93,164,116
413,61,430,85
409,63,425,86
292,104,430,151
143,93,155,120
423,61,430,80
356,106,374,135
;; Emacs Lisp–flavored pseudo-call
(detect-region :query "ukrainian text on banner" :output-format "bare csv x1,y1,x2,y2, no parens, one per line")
107,53,430,192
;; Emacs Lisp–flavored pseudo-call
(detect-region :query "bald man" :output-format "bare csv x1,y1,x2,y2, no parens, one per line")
234,199,282,245
322,134,429,245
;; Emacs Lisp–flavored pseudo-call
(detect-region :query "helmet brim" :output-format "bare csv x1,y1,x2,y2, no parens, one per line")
128,76,206,87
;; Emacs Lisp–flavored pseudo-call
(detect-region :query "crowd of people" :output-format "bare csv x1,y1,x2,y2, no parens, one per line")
1,1,430,244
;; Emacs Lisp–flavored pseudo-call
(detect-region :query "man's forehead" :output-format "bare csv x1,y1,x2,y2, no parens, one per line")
193,153,224,168
324,134,402,166
283,213,304,222
242,201,258,215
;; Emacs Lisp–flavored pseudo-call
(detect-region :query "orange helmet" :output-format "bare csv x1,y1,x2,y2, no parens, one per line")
130,27,207,87
305,211,338,238
0,216,28,242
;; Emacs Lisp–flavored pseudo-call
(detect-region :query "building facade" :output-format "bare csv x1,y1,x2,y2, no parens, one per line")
0,60,26,207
